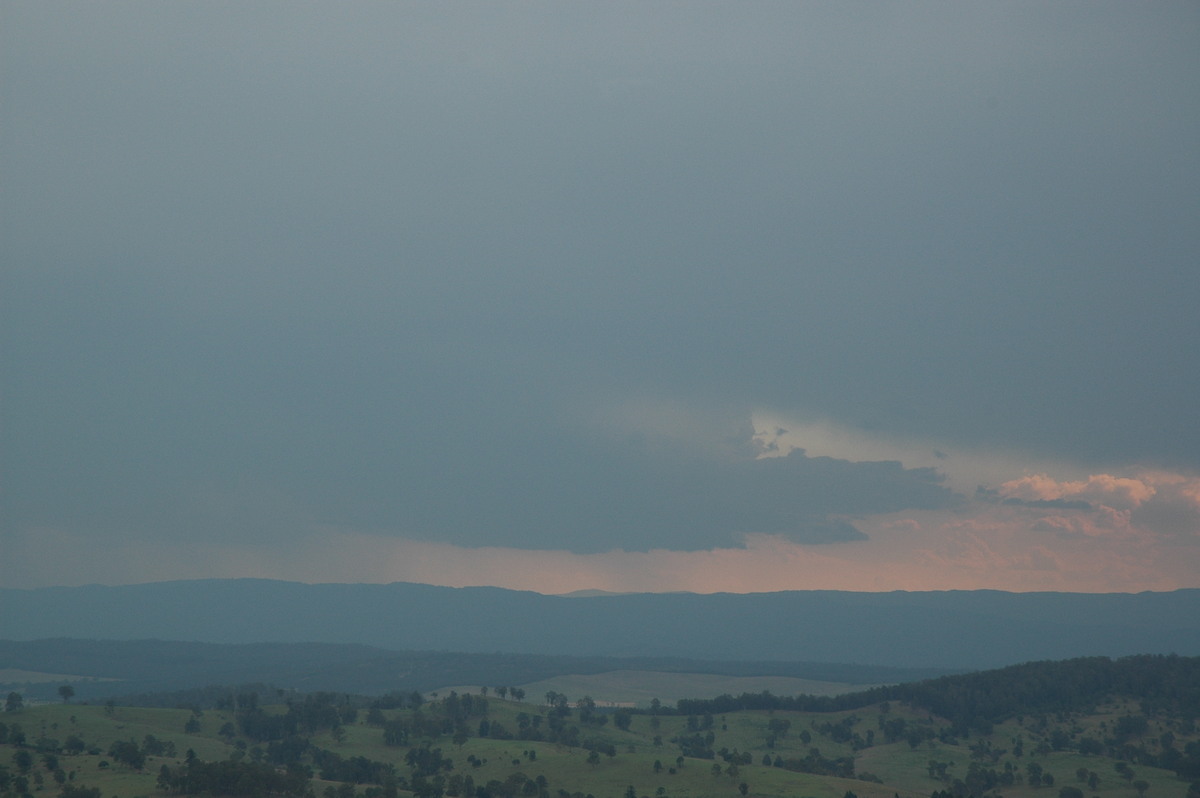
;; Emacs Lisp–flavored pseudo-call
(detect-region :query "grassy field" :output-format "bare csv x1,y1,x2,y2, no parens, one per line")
1,692,1194,798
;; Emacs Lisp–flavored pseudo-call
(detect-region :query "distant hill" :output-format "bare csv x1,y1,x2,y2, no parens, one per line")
2,580,1198,670
0,639,940,703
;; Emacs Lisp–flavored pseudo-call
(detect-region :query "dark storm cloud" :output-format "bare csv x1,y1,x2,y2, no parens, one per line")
1,264,958,550
2,2,1197,561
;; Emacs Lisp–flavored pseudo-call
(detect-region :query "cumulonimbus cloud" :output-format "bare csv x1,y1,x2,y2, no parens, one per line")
995,470,1200,543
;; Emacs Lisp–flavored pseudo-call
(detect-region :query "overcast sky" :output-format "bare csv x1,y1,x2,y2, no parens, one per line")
3,2,1199,593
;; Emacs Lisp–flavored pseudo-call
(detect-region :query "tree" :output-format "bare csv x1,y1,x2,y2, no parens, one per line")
108,740,146,770
1133,780,1150,798
58,685,75,703
5,692,22,712
577,695,596,723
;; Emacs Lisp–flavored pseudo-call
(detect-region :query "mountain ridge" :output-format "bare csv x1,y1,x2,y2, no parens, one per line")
2,580,1197,671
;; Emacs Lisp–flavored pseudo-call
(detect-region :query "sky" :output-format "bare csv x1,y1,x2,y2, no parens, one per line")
2,2,1199,594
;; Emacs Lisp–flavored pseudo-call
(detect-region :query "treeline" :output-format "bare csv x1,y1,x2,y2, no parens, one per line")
676,655,1200,730
105,682,282,710
229,691,359,743
156,758,310,797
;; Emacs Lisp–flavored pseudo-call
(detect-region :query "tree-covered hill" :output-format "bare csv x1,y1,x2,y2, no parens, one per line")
877,655,1200,732
678,654,1200,735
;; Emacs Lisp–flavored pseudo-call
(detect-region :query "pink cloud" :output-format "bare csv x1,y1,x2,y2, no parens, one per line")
900,509,1177,591
1000,473,1157,508
1030,506,1136,539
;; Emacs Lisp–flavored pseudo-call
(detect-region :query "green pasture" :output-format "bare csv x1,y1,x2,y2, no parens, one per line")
3,690,1197,798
